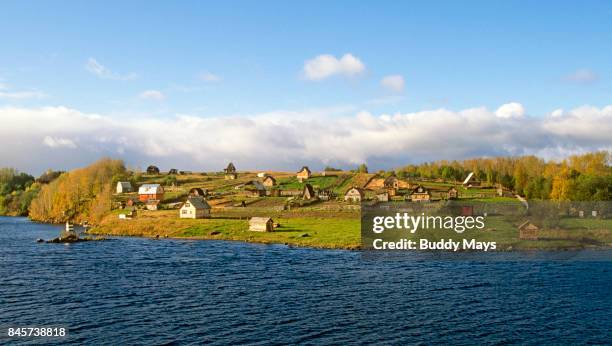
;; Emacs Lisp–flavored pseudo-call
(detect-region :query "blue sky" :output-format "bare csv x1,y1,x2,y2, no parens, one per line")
0,1,611,173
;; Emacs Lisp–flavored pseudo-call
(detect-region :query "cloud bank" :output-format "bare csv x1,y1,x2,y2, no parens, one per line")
303,54,365,80
0,103,610,174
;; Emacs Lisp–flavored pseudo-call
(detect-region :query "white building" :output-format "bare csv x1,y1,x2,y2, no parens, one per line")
180,197,211,219
116,181,133,193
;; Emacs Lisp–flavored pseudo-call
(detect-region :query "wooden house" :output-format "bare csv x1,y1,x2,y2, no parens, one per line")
180,197,211,219
376,190,389,202
518,221,539,240
263,175,276,187
409,185,431,202
462,172,481,188
447,187,458,200
189,187,208,198
249,217,274,232
116,181,133,194
146,165,160,175
344,187,364,203
224,162,237,180
296,166,312,182
138,184,164,202
384,175,400,189
303,184,316,200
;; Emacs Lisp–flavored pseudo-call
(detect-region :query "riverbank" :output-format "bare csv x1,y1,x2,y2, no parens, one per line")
87,210,362,249
85,211,612,251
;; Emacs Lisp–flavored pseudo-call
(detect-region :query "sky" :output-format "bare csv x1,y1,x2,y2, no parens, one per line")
0,1,611,174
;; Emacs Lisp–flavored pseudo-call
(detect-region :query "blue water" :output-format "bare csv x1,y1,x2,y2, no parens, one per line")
0,217,610,345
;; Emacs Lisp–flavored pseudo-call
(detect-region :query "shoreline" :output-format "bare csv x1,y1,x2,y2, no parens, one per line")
4,215,611,252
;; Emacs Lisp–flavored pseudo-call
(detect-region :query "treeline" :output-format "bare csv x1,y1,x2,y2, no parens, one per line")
29,158,127,223
395,151,611,201
0,168,38,216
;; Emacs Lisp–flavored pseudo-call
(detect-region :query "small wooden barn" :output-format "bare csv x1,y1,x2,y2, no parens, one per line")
263,175,276,187
409,185,431,202
296,166,312,182
245,181,266,197
180,197,211,219
462,172,481,188
447,187,458,200
344,187,364,203
249,217,274,232
518,221,539,240
116,181,133,194
145,200,160,211
138,184,165,202
303,184,316,200
146,165,160,175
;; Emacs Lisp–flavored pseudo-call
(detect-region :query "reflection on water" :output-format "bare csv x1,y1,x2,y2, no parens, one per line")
1,217,610,344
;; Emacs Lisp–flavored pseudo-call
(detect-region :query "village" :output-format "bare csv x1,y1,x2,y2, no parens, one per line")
85,162,611,250
112,162,508,223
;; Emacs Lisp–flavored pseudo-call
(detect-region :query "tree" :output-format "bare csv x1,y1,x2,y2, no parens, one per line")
358,163,368,173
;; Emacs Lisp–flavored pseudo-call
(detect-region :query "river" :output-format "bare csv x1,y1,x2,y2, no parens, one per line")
0,216,610,344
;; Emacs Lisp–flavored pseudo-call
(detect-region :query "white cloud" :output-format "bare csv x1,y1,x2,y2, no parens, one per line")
564,68,599,84
0,104,610,173
380,75,405,92
85,58,137,80
198,71,222,82
43,136,77,149
302,53,365,80
138,90,165,100
495,102,526,119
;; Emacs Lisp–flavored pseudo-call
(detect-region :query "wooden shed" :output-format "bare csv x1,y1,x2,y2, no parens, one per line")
462,172,481,188
518,221,539,240
249,217,274,232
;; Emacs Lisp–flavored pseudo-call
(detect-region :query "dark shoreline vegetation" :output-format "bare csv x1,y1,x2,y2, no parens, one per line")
2,152,611,250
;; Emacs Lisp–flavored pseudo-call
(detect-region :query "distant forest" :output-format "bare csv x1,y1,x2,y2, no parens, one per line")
393,151,610,200
0,151,610,220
